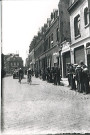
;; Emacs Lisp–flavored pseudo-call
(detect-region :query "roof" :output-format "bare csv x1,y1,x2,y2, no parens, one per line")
6,55,23,62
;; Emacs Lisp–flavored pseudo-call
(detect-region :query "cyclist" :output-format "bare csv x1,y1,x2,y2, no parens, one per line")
27,68,32,84
18,68,23,83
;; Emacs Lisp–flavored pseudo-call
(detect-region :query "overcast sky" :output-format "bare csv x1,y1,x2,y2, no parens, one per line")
2,0,59,65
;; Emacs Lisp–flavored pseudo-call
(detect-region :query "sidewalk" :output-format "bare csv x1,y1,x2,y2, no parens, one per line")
61,78,68,86
61,78,90,87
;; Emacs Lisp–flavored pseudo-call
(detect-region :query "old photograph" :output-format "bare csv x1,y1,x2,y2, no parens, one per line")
1,0,90,134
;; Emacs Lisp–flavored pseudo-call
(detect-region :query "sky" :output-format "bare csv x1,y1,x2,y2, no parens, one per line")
2,0,59,65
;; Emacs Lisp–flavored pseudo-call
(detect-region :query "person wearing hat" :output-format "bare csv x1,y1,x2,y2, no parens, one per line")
82,67,89,94
27,68,32,83
79,60,87,93
75,65,82,92
18,68,23,83
66,63,71,86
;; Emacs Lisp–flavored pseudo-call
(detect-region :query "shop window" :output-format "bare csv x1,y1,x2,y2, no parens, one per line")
84,7,89,26
74,14,81,38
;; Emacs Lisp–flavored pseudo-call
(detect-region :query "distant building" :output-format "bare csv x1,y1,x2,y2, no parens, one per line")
4,54,23,74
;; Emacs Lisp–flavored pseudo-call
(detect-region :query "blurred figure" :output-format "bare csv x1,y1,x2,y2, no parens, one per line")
57,67,61,85
79,60,87,93
27,68,32,84
18,68,23,83
75,65,82,92
35,68,38,78
82,67,89,94
69,64,74,90
71,64,78,90
67,63,71,86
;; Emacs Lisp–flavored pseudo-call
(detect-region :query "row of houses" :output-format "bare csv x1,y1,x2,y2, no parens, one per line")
27,0,90,78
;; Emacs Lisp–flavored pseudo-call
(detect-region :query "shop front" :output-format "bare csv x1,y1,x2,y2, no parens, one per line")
74,45,85,64
63,51,71,77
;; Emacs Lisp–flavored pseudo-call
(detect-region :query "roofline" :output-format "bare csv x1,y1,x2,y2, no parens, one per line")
68,0,81,14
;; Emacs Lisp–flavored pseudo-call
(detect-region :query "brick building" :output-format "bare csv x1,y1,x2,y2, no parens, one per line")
29,0,71,76
68,0,90,73
4,54,23,74
58,0,71,77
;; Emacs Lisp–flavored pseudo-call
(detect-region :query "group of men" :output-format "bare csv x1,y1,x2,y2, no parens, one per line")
18,60,90,94
35,67,61,85
67,61,90,94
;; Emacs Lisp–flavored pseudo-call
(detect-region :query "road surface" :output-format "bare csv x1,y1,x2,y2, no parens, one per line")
1,75,90,134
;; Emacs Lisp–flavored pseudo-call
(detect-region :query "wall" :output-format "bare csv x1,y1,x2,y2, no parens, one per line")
70,0,90,45
58,0,70,43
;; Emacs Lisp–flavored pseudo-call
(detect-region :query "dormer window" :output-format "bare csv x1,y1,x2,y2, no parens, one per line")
84,7,89,26
74,14,81,38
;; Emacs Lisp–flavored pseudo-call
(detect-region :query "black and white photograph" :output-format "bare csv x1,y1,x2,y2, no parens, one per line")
1,0,90,134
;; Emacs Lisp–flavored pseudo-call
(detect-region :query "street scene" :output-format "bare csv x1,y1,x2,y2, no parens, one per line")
1,75,90,134
1,0,90,134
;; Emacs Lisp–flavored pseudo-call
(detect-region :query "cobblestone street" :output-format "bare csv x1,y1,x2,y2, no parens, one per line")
1,76,90,134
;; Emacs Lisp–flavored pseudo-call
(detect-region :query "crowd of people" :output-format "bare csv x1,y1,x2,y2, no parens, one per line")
35,67,61,85
18,60,90,94
67,61,90,94
34,60,90,94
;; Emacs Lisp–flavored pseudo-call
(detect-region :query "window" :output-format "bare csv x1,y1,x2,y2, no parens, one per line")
17,62,19,66
74,14,80,37
49,36,50,49
11,62,13,66
44,39,48,51
84,7,89,26
56,28,59,41
51,33,53,47
14,62,16,66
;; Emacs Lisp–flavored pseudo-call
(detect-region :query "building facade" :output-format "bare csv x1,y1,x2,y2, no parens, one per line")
4,54,23,74
58,0,71,77
68,0,90,73
29,0,71,77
